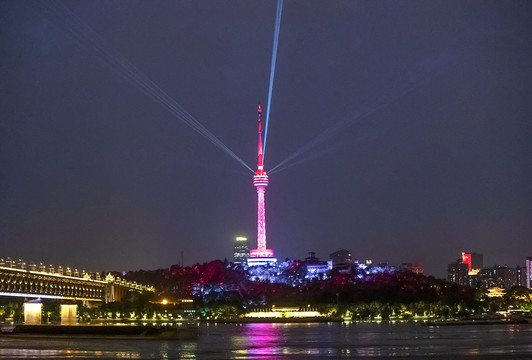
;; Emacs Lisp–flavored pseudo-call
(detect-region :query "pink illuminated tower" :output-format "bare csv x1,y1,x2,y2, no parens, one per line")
249,104,275,262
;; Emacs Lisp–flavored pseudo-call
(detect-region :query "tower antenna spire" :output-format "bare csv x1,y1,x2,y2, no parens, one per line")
258,103,264,170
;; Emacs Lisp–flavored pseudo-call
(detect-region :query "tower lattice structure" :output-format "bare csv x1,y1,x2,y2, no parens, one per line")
250,104,274,258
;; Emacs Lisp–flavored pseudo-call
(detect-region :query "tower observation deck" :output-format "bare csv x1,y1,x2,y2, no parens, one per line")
248,104,276,266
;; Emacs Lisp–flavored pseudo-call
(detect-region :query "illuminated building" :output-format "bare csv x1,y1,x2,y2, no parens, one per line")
526,257,532,289
150,299,196,316
461,252,483,275
365,263,396,275
445,252,484,287
478,265,519,289
245,306,324,318
233,237,250,265
486,287,505,298
303,252,331,279
248,104,276,266
330,249,352,272
355,260,373,273
517,265,528,287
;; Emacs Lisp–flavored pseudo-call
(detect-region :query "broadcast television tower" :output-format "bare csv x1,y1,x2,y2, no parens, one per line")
249,104,276,265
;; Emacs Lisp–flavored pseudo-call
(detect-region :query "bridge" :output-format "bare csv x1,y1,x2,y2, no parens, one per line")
0,257,154,303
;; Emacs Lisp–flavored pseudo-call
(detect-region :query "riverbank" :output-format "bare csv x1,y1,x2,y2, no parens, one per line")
0,324,198,338
200,317,343,324
427,318,530,326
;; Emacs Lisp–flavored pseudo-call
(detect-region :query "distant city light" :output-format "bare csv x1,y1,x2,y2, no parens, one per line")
462,253,472,270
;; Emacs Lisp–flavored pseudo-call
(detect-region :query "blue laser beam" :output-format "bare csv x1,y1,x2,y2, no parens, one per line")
262,0,284,162
269,95,470,175
37,1,254,173
269,48,461,174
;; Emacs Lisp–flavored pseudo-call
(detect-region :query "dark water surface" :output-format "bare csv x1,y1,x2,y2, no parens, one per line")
1,322,532,359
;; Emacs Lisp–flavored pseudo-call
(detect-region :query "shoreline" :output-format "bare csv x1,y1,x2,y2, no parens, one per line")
427,318,530,326
2,317,530,336
200,317,343,324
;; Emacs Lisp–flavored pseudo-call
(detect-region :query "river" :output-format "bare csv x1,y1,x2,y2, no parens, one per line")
1,322,531,359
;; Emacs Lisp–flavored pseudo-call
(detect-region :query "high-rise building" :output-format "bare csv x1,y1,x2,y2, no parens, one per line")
526,257,532,289
448,260,469,286
233,237,249,266
478,265,518,289
248,105,276,266
516,265,528,287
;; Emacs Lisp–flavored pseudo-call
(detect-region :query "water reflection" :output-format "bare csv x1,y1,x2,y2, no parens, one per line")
1,323,532,359
159,342,169,359
232,323,284,358
177,341,198,360
0,348,141,359
230,322,350,358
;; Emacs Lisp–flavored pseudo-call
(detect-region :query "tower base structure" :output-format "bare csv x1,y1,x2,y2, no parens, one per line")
247,257,277,267
250,249,274,258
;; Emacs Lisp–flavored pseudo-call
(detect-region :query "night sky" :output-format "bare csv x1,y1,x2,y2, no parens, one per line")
1,1,531,277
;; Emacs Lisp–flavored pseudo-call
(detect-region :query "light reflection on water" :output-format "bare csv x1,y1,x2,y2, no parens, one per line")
0,323,532,359
0,348,141,359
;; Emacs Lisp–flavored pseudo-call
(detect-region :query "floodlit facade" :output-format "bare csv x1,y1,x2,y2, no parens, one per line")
461,252,483,275
24,301,42,325
233,237,250,265
303,252,332,279
60,304,78,324
245,306,324,318
486,287,505,298
247,257,277,267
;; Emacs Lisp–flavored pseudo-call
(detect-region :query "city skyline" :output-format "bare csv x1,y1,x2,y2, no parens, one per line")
1,1,531,278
